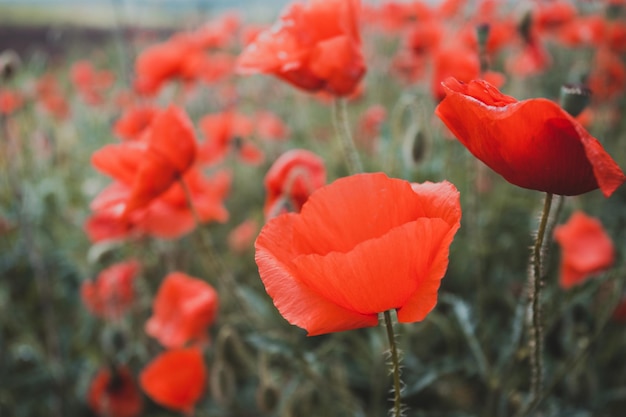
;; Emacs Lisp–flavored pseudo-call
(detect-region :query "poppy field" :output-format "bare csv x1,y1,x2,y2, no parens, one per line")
3,0,626,416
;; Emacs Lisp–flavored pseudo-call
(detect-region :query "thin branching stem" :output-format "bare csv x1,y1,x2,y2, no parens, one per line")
384,310,402,417
332,98,363,175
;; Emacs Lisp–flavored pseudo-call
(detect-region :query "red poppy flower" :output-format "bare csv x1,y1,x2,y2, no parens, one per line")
357,104,387,152
0,89,23,115
35,74,70,120
263,149,326,219
228,219,259,253
81,260,140,320
113,105,159,141
554,211,615,289
92,106,197,216
139,347,206,414
236,0,365,96
87,168,230,242
254,111,290,141
88,366,143,417
70,60,115,105
198,111,263,165
435,77,626,197
146,272,219,348
255,172,461,336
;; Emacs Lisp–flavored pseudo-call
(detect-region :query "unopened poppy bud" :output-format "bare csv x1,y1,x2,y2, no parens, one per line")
0,50,21,81
518,11,533,43
476,24,490,50
606,1,624,20
210,362,236,406
256,382,280,413
560,83,591,117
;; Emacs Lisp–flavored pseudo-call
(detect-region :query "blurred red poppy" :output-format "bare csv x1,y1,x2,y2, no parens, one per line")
145,272,219,348
88,366,143,417
198,111,263,165
228,219,259,253
357,104,386,152
236,0,365,96
113,104,159,141
435,77,625,197
254,111,290,141
81,260,140,320
92,106,197,216
86,168,231,241
70,60,115,105
255,172,461,336
554,211,615,289
0,89,23,115
139,347,206,414
263,149,326,219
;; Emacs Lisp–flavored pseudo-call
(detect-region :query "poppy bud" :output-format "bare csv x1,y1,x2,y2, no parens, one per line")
476,23,491,48
518,11,533,44
476,23,491,72
0,50,21,81
560,83,591,117
256,382,280,413
210,361,236,407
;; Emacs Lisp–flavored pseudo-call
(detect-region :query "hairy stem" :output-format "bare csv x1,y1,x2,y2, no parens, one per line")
332,98,363,175
524,192,553,415
384,310,402,417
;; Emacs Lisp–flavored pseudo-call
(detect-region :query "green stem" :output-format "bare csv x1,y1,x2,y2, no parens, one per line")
525,192,553,415
384,310,402,417
179,178,253,322
332,98,363,175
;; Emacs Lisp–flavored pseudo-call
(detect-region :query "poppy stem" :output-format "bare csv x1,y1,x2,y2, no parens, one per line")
332,98,363,175
525,192,553,415
383,310,403,417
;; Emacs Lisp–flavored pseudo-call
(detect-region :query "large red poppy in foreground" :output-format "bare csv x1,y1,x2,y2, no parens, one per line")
554,211,615,289
255,173,461,336
236,0,365,96
435,77,625,197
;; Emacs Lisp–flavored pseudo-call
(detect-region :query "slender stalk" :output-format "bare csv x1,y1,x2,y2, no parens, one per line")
523,192,553,416
383,310,402,417
332,98,363,175
178,178,252,322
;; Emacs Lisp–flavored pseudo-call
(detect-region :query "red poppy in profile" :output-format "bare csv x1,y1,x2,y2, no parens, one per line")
92,106,197,216
146,272,219,348
435,77,626,197
0,89,24,115
430,44,505,101
86,168,231,242
113,104,159,141
255,173,461,336
357,104,386,152
236,0,365,96
228,219,259,253
81,260,140,320
88,366,143,417
35,74,70,120
254,111,289,141
198,111,263,165
263,149,326,219
70,60,115,105
139,347,206,414
554,211,615,289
